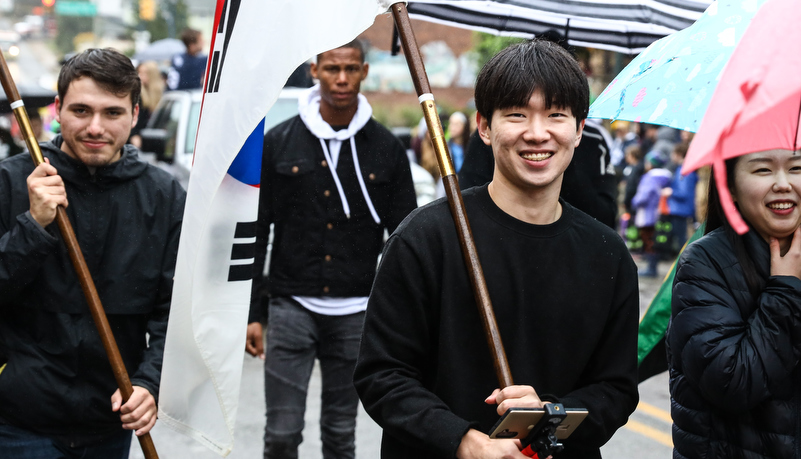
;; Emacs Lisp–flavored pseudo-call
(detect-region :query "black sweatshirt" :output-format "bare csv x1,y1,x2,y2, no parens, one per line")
355,185,639,458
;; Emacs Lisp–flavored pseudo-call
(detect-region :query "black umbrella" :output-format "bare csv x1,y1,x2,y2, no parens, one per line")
133,38,186,62
0,83,56,114
407,0,713,54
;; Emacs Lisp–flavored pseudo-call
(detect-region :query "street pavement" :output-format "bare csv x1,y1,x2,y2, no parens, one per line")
132,257,675,459
4,39,59,89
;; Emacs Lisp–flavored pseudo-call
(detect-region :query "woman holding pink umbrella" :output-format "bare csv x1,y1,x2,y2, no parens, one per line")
667,148,801,458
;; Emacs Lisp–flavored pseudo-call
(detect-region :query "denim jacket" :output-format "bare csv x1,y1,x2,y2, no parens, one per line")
253,115,417,300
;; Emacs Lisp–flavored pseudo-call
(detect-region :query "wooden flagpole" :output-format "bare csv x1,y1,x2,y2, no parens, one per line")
0,51,159,459
390,2,514,389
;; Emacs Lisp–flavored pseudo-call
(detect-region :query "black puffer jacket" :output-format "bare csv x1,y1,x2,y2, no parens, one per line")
667,227,801,458
0,137,185,445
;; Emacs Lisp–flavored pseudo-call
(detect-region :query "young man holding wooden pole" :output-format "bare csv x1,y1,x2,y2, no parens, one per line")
0,48,185,458
354,39,639,459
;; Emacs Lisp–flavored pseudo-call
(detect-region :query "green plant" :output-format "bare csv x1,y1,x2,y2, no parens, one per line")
137,0,189,40
371,103,417,129
397,105,424,128
371,105,389,126
55,15,92,55
472,32,525,69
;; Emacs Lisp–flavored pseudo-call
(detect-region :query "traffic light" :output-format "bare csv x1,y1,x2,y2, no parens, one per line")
140,0,156,21
42,0,55,7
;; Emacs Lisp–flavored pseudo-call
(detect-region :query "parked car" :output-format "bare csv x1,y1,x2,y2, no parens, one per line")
140,87,306,188
13,15,43,39
0,30,20,60
140,88,436,207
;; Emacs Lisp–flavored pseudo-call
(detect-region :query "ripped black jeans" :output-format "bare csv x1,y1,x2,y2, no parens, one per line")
263,297,364,459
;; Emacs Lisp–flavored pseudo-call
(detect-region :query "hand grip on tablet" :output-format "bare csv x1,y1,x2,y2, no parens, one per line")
519,403,567,458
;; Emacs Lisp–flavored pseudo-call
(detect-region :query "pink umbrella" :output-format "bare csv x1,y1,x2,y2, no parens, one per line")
683,0,801,234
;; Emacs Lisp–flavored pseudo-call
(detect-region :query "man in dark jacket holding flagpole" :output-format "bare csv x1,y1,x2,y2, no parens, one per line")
0,48,185,458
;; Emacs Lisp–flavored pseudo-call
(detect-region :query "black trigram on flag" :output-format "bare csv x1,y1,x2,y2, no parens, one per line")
228,221,256,282
207,0,241,94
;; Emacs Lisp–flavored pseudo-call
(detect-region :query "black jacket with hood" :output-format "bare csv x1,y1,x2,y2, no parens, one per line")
667,227,801,458
0,137,185,445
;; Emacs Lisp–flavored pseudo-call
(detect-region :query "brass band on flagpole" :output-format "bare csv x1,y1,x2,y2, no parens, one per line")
390,2,515,389
0,51,160,459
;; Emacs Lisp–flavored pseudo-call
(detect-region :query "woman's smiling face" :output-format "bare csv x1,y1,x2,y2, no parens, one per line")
731,149,801,243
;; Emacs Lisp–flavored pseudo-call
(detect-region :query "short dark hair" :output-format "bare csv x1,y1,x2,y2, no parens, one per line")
475,38,589,128
180,28,202,48
58,48,140,109
625,144,643,161
318,39,366,64
673,142,689,159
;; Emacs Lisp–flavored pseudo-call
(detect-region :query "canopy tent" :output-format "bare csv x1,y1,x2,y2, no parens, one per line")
406,0,714,54
132,38,186,63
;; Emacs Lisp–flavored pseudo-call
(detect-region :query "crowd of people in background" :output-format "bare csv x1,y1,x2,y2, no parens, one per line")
618,124,702,278
128,61,165,148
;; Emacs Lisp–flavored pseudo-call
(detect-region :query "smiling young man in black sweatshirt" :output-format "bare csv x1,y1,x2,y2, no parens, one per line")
354,39,639,459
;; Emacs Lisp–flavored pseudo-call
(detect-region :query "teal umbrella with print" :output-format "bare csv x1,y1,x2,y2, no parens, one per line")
588,0,767,133
590,0,770,381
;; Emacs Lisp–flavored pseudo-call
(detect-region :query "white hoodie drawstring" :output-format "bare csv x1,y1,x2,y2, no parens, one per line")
298,85,381,225
349,137,381,224
319,138,351,219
